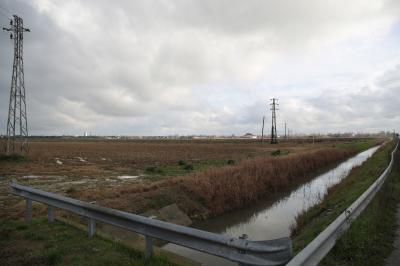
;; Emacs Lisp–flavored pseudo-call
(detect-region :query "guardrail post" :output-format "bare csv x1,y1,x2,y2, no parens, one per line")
11,182,294,266
26,198,32,222
47,206,54,223
88,218,96,237
145,235,153,258
238,234,249,266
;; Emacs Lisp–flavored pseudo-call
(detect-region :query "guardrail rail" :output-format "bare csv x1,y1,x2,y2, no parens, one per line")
287,139,399,266
10,181,292,266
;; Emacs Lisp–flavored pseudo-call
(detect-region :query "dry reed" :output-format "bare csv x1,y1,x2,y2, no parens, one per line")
74,148,356,218
181,148,353,215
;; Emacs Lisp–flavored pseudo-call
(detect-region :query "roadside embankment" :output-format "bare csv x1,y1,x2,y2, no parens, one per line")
0,218,178,266
291,140,396,265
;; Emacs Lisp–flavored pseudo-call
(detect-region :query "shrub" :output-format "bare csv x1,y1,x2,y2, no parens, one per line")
183,164,194,171
145,166,164,174
227,159,235,165
0,154,27,162
178,160,186,166
271,149,281,156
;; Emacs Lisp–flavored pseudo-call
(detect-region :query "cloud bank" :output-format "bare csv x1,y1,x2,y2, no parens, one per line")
1,0,400,135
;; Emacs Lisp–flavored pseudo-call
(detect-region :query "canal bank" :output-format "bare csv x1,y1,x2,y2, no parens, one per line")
291,141,398,265
164,144,383,265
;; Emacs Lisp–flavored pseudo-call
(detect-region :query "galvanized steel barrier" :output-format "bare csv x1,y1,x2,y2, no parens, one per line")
11,181,292,266
287,139,399,266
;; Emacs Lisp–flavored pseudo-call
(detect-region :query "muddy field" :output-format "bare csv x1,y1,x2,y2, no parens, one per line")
0,137,379,219
0,138,318,177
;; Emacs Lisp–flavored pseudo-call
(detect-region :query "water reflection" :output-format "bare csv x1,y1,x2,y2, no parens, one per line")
163,146,380,265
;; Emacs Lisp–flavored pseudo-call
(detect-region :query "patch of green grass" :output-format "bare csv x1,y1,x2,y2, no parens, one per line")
335,138,383,153
292,141,395,253
183,164,194,171
145,166,165,175
271,149,281,156
320,147,400,265
144,159,230,178
0,153,27,162
0,218,176,266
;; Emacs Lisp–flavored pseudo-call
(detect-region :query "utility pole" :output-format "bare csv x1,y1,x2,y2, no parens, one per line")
270,98,278,144
284,122,287,139
3,15,30,154
261,116,265,143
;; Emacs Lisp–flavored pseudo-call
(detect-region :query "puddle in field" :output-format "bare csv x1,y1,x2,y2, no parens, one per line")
23,175,40,179
66,180,87,185
76,157,87,162
117,175,140,180
163,145,380,266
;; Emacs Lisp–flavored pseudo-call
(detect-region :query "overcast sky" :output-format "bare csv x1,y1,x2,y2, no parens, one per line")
1,0,400,136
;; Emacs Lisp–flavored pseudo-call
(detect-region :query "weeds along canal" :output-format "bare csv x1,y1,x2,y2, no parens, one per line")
162,145,380,266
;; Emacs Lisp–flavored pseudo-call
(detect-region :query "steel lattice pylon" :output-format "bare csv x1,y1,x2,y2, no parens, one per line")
3,15,30,154
270,98,278,144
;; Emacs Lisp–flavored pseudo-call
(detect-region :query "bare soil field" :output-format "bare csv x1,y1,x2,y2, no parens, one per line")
0,138,382,221
1,138,321,177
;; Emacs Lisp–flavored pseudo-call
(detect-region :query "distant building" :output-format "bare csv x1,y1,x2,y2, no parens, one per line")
243,133,257,139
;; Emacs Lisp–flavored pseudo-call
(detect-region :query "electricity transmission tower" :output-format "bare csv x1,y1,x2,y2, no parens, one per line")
270,98,278,144
3,15,30,154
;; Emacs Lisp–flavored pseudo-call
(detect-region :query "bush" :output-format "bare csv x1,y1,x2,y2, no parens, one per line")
271,149,281,156
227,159,235,165
183,164,194,171
145,166,164,174
0,154,27,162
178,160,186,166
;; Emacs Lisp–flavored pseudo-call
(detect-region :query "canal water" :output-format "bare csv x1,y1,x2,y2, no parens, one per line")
163,146,380,265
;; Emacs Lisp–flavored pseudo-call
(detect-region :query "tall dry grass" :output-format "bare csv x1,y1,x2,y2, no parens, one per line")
181,148,353,215
73,148,356,219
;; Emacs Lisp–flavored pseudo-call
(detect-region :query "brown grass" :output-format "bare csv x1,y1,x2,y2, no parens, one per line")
72,148,354,219
181,148,354,215
0,138,310,177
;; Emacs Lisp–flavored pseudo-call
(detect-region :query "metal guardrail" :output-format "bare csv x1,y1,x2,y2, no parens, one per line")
287,139,399,266
11,181,292,266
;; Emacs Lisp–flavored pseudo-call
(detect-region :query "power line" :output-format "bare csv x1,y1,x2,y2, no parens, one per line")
0,4,13,16
0,9,11,19
0,5,12,20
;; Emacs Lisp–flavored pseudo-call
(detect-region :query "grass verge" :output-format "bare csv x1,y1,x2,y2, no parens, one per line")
318,143,400,265
0,218,176,266
291,140,396,256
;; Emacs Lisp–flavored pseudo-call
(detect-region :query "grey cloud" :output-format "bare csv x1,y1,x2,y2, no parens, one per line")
1,0,400,135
